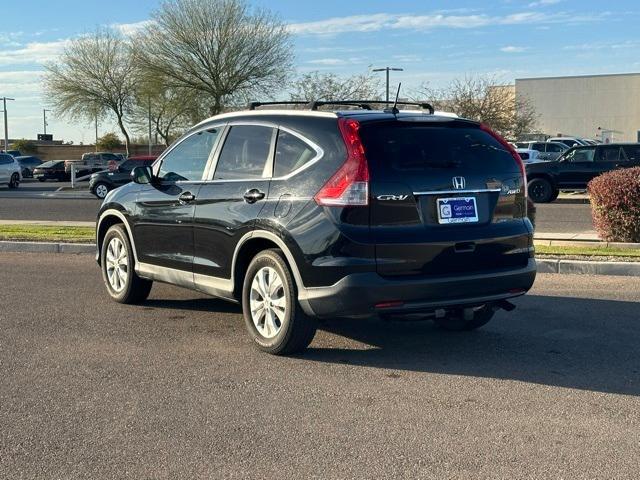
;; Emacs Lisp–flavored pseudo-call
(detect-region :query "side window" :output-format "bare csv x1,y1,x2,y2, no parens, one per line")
0,154,12,165
566,148,595,163
214,125,274,180
622,146,640,162
531,143,545,152
274,130,317,177
158,128,219,182
598,146,622,162
546,143,564,153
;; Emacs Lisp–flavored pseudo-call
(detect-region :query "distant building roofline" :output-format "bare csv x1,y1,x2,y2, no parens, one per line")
516,72,640,82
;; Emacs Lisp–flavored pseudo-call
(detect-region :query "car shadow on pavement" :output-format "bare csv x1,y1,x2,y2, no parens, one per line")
144,297,242,315
305,295,640,397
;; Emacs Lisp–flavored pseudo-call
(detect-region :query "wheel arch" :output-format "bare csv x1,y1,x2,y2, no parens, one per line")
96,209,138,265
231,230,306,300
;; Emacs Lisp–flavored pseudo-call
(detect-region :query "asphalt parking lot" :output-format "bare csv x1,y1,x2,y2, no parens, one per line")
1,252,638,478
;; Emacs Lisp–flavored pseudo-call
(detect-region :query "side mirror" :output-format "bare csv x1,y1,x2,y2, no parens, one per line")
131,165,153,184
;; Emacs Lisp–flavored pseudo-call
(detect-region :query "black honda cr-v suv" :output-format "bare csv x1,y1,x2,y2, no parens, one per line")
96,101,536,355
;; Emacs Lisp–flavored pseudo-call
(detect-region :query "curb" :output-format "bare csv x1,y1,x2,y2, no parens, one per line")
534,239,640,249
0,241,95,254
1,241,639,277
536,258,640,277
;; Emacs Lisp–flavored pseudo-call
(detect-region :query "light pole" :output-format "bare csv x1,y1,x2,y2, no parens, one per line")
1,97,15,152
148,95,152,155
43,108,51,135
372,67,404,104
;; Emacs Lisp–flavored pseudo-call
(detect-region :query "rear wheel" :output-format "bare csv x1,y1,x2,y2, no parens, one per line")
101,224,153,304
528,178,554,203
8,173,19,189
242,249,317,355
434,304,495,331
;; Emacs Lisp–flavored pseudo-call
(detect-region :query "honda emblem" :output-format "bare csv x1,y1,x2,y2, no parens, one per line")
452,177,466,190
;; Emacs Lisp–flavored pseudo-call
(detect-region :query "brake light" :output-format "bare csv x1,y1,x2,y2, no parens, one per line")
314,118,369,206
480,124,527,197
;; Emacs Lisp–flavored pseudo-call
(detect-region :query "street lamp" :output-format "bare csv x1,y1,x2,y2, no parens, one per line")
1,97,15,152
43,109,51,135
372,67,404,104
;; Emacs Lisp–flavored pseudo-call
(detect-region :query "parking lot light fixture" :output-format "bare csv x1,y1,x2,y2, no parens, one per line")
372,67,404,105
1,97,15,152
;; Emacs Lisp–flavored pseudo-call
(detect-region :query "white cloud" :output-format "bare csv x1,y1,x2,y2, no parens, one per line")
500,46,527,53
307,58,347,66
288,10,601,35
528,0,562,7
111,20,153,36
0,39,70,66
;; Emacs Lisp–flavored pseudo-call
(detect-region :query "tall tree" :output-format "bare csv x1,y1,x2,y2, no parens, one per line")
44,29,137,153
131,73,204,146
414,75,538,139
289,71,382,102
136,0,293,115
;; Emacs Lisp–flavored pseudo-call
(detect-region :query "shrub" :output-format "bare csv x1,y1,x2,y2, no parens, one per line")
96,132,123,151
11,138,37,154
588,167,640,243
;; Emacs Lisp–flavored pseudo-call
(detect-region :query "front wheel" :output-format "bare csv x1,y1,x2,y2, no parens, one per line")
8,173,19,189
93,182,110,199
242,249,317,355
101,224,153,304
434,305,495,331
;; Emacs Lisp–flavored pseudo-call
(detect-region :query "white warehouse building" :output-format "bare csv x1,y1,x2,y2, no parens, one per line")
515,72,640,143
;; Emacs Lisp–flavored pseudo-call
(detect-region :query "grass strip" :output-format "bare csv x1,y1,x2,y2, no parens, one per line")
0,225,95,243
536,244,640,258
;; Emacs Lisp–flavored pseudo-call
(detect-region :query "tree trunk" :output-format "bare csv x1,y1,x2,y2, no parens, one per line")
116,115,131,155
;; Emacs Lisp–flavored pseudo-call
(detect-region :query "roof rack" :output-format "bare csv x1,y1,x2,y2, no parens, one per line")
247,100,435,115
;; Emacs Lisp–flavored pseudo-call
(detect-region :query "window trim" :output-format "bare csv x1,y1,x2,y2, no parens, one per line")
202,121,324,183
152,123,227,183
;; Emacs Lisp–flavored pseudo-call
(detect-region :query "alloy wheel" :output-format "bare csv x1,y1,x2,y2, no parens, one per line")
95,184,109,199
249,267,287,339
105,237,128,292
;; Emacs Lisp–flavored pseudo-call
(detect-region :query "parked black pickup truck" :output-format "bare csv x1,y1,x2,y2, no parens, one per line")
526,143,640,202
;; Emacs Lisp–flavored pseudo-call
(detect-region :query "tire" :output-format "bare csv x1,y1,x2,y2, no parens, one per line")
8,173,19,189
434,304,495,331
242,248,317,355
101,224,153,304
549,189,560,202
38,177,46,182
528,178,554,203
94,182,110,199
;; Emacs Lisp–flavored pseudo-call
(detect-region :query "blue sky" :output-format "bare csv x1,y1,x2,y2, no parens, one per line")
1,0,640,143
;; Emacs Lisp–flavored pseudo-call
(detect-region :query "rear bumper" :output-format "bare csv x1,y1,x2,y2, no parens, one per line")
298,258,537,318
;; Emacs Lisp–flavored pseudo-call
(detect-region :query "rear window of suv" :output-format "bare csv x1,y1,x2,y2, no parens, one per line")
360,123,518,177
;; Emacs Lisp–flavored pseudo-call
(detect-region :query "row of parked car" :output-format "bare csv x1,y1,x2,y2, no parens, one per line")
0,150,157,199
515,139,640,203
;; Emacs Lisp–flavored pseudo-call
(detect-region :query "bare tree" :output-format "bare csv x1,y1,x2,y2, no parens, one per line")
130,72,204,146
415,75,538,139
44,29,137,153
135,0,293,115
289,71,382,102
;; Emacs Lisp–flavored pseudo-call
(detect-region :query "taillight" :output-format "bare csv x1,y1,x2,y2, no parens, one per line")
480,124,527,198
314,118,369,206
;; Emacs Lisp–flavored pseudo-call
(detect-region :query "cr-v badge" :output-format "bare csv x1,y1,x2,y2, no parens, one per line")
377,194,409,201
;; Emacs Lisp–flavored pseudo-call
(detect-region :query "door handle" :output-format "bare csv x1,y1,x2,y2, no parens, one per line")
178,191,196,203
243,189,265,204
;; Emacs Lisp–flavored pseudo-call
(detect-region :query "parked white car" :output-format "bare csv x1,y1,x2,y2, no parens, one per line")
0,152,21,188
547,136,590,148
516,148,543,163
516,141,568,161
